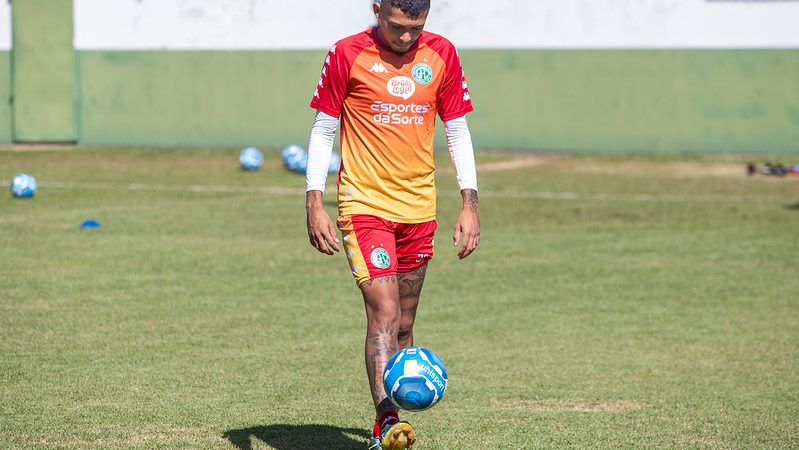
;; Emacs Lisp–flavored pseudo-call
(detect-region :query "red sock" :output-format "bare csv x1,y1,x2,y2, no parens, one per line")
375,411,399,437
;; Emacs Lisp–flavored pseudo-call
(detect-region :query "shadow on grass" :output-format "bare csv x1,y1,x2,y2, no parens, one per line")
223,424,370,450
785,202,799,211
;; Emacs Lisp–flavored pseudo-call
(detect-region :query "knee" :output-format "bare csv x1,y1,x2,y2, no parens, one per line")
365,299,401,325
398,313,415,336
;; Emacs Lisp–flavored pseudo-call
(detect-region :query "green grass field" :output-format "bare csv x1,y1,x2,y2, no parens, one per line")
1,148,798,449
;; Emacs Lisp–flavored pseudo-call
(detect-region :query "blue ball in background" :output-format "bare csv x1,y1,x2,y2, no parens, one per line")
239,147,264,171
10,173,37,198
383,346,448,411
295,153,308,175
281,144,307,173
328,151,342,174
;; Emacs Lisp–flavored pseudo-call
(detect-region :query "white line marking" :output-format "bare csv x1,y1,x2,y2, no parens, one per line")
0,180,788,204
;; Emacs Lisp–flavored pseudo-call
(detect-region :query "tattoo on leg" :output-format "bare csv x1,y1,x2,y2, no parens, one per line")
364,275,397,287
366,320,398,413
398,265,427,299
397,264,426,349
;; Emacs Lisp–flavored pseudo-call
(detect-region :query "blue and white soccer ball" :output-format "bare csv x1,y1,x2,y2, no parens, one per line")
239,147,264,171
383,346,448,411
328,151,342,174
281,144,307,173
10,173,37,198
295,153,308,175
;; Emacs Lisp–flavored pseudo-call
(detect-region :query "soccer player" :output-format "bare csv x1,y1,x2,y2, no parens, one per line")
305,0,479,448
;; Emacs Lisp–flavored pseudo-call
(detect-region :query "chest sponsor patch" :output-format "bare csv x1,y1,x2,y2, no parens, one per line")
387,76,416,100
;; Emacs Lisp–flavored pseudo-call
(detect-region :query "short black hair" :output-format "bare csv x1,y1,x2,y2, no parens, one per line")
382,0,431,18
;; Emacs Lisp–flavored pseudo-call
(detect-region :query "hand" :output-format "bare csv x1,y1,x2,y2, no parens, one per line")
306,191,340,255
453,189,480,260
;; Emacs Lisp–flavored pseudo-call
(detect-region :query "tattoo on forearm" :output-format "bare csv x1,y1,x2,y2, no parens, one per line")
463,189,479,209
364,275,397,287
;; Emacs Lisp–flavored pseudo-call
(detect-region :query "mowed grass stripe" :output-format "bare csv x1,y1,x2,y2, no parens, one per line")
1,179,792,204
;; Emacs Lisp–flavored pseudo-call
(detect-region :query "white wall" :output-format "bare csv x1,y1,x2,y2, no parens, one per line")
74,0,799,50
0,0,11,51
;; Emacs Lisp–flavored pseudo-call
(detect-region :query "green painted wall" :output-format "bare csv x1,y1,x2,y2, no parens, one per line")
78,51,321,148
78,49,799,153
11,0,76,142
0,51,10,144
467,49,799,153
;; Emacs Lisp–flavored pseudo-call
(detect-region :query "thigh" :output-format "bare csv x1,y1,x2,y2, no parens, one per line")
395,220,437,274
338,214,398,286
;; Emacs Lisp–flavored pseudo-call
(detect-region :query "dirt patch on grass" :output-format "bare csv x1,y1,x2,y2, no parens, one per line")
437,152,567,175
567,160,748,178
493,398,648,413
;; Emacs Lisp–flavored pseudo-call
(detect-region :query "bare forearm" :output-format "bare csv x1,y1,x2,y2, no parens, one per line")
306,190,324,213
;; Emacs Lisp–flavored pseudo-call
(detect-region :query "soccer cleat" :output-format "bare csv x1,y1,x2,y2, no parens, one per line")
380,421,416,450
368,436,382,449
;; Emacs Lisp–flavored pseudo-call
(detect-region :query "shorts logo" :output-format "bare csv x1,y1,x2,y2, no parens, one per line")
370,247,391,270
412,63,433,84
387,76,416,100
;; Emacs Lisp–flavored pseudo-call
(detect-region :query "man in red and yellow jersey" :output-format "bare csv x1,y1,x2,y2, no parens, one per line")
305,1,479,448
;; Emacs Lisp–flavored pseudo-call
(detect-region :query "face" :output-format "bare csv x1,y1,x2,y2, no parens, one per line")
374,2,429,53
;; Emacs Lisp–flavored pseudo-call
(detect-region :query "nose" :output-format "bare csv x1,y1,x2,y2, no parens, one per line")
399,32,412,44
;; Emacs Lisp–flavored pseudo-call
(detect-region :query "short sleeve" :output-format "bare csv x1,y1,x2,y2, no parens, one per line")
437,43,474,122
310,43,350,118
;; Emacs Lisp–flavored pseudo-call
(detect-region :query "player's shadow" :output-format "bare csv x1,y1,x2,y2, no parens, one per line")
785,202,799,211
223,424,369,450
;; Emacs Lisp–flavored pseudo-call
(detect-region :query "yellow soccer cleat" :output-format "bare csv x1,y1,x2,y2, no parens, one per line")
381,421,416,450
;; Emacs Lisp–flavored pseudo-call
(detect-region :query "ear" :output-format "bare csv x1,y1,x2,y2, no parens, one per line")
373,2,380,20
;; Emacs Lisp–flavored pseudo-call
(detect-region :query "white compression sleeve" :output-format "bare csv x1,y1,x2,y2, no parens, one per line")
444,116,478,192
305,110,339,193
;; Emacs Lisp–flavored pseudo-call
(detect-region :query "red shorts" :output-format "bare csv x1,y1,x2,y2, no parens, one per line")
337,214,437,285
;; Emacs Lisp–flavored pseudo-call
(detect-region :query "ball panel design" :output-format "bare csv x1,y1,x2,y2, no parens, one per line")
239,147,264,170
383,346,447,411
10,173,37,198
281,144,306,172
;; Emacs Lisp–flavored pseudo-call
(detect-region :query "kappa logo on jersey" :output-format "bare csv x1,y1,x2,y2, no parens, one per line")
370,62,389,73
387,76,416,100
412,63,433,84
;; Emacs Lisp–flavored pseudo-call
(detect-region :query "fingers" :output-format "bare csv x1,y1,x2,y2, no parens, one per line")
454,224,480,259
326,222,340,252
314,227,339,255
310,231,333,255
457,228,479,259
307,211,339,255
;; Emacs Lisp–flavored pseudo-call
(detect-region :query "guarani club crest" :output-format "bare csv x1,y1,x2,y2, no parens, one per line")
370,247,391,270
412,63,433,84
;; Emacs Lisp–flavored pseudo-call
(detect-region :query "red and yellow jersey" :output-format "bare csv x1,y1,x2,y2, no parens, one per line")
310,28,473,223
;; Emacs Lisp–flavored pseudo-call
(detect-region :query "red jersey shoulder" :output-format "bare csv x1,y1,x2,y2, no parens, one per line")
419,31,458,60
332,29,376,63
311,29,375,116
